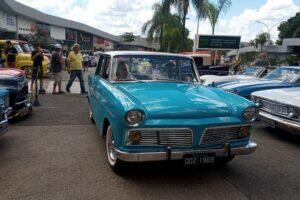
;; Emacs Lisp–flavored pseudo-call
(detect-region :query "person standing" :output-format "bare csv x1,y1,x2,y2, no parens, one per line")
66,44,86,94
50,44,64,94
31,43,45,94
4,41,18,68
252,52,271,67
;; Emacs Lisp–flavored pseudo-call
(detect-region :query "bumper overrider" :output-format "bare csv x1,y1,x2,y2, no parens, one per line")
9,99,32,119
0,107,13,136
113,141,257,162
260,111,300,135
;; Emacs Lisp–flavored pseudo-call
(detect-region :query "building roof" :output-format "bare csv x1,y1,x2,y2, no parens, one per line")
2,0,120,42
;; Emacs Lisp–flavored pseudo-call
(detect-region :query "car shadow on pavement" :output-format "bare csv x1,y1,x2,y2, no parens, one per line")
263,127,300,146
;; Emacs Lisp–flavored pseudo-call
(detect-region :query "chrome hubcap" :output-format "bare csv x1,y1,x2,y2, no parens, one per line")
106,127,117,165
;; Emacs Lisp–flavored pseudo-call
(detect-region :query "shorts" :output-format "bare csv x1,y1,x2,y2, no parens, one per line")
32,66,44,80
52,72,62,84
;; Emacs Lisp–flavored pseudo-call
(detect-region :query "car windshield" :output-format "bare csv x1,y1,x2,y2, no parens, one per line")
13,44,23,53
111,55,198,83
264,68,300,82
20,43,31,53
240,66,264,76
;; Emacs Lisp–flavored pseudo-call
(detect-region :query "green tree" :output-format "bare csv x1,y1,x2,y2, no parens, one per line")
26,29,56,49
205,0,231,35
121,32,135,43
277,12,300,44
163,0,208,52
254,32,270,52
162,14,193,52
142,3,171,51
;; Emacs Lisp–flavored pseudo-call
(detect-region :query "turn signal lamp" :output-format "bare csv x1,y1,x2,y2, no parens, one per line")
239,127,250,138
129,131,142,144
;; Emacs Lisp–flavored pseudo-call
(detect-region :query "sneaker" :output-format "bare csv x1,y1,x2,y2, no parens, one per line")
39,90,45,94
66,88,70,93
58,91,65,95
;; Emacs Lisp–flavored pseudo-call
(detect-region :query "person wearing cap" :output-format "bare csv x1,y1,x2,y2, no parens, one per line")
50,44,64,94
66,43,86,94
252,52,271,67
4,41,18,68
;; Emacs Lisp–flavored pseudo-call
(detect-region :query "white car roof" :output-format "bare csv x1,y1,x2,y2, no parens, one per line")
105,51,193,59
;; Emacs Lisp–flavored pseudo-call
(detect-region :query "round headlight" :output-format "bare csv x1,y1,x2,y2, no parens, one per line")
243,107,259,122
125,109,145,126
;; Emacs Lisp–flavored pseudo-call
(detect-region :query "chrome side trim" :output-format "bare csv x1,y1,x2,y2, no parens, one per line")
260,111,300,134
15,99,30,106
115,141,257,162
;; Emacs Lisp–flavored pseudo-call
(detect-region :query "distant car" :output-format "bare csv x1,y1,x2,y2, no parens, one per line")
252,88,300,135
88,51,258,172
219,66,300,99
200,66,274,86
0,68,32,119
0,88,12,136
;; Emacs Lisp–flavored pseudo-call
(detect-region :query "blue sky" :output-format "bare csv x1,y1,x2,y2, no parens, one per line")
16,0,300,41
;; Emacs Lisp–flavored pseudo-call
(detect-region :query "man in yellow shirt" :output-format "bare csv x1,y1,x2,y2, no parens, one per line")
66,44,86,94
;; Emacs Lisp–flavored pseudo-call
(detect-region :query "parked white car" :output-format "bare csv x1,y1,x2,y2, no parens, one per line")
200,66,273,86
252,87,300,135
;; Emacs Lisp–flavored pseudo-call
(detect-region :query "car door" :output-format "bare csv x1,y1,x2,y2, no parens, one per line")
90,55,111,131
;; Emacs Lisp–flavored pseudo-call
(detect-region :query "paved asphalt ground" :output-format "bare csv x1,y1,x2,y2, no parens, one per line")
0,69,300,200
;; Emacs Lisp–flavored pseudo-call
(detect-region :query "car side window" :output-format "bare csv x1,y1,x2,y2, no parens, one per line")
95,55,104,76
100,56,111,80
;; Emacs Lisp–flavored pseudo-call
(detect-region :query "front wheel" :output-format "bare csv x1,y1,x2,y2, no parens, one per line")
105,125,126,173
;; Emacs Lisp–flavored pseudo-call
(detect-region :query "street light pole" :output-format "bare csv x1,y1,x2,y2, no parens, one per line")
255,20,281,44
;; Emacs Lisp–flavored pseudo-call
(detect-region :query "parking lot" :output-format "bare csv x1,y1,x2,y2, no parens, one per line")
0,70,299,200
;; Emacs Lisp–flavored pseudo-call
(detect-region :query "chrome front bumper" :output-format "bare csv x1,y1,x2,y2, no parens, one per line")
114,141,257,162
0,107,12,136
260,111,300,135
9,100,32,119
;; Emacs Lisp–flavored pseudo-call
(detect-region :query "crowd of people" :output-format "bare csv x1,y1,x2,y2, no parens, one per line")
0,41,87,95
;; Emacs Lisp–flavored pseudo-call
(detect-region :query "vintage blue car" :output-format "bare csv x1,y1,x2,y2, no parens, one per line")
219,66,300,99
0,68,32,119
0,88,12,136
88,51,258,172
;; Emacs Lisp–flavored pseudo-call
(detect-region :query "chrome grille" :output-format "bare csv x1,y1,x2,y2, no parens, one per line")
128,128,193,146
200,126,246,145
261,99,288,115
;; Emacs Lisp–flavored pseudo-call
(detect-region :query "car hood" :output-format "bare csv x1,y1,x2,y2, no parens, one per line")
201,75,258,86
0,68,24,77
220,79,283,90
252,87,300,107
116,82,234,119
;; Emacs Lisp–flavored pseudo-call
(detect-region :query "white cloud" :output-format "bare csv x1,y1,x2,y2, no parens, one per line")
186,0,300,41
16,0,300,41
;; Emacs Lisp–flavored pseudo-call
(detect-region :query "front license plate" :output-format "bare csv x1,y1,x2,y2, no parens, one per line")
263,118,276,128
183,154,215,166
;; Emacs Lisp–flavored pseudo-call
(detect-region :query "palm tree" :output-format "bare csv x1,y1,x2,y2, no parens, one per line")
205,0,231,35
163,0,208,52
142,3,171,51
254,32,270,52
192,0,208,35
